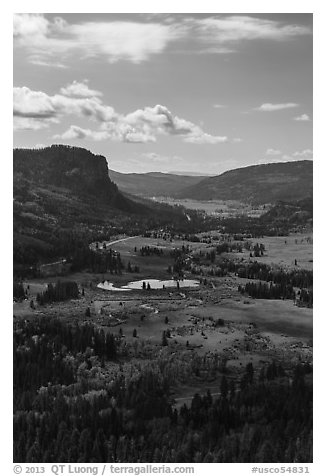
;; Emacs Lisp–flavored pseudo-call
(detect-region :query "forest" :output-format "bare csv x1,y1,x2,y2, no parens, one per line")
14,317,312,463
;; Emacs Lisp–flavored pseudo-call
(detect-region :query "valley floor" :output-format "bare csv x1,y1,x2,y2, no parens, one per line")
14,231,312,397
13,230,313,463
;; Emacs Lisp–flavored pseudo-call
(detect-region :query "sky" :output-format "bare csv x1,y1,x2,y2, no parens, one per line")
13,12,313,175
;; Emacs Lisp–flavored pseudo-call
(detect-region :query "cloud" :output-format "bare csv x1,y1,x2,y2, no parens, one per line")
13,14,311,66
141,152,183,164
266,148,282,155
110,151,187,173
292,149,313,158
293,113,311,121
29,56,67,69
13,85,116,127
213,104,226,109
59,125,156,145
123,104,227,143
281,149,313,161
184,132,227,144
255,103,299,111
55,125,109,142
258,148,313,165
193,15,310,44
14,13,49,41
198,47,235,54
60,81,103,98
13,14,182,65
13,87,58,119
13,116,58,131
14,83,228,144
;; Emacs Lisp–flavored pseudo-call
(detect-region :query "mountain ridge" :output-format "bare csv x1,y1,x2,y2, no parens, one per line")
109,169,206,197
177,160,313,204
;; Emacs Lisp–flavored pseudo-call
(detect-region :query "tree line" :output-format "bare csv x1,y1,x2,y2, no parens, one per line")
36,281,79,305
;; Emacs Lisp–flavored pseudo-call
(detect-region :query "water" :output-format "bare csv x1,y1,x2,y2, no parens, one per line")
97,278,200,292
97,281,131,292
124,279,200,290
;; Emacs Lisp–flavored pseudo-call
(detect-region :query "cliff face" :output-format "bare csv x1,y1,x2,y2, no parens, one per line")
13,145,121,203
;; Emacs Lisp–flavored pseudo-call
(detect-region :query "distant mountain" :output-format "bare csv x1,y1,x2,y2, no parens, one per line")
109,170,206,197
177,160,313,205
167,170,213,176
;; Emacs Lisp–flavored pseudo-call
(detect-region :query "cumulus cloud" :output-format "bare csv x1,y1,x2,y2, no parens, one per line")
14,87,57,119
55,125,109,141
293,113,311,121
60,80,103,98
266,148,282,155
123,104,227,143
14,83,227,144
255,103,299,111
13,85,116,127
14,13,49,41
13,14,311,66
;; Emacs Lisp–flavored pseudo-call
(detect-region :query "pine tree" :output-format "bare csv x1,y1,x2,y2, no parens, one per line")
220,375,229,399
162,331,168,346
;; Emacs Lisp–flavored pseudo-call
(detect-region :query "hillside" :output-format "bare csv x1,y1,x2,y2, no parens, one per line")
177,160,313,204
14,145,138,212
260,197,313,226
13,145,194,270
109,170,206,197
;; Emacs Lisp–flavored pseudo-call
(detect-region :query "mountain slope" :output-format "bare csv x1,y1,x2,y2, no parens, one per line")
13,145,193,268
14,145,210,270
14,145,139,212
109,170,206,197
177,160,313,204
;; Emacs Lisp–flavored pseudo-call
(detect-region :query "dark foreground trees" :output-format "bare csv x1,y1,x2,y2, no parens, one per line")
14,317,312,463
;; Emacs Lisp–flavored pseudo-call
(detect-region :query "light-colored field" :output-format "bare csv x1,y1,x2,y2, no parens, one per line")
184,298,313,341
228,233,313,270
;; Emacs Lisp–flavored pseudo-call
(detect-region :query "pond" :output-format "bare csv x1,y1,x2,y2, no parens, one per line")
97,278,200,291
97,281,131,292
